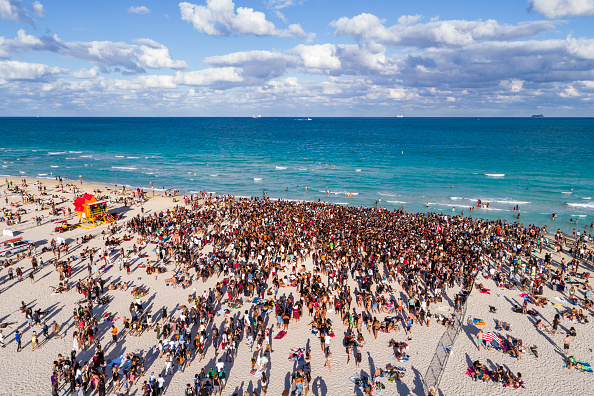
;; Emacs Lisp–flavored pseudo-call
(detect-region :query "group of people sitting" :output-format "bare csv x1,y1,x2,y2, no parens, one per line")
76,235,94,244
469,360,524,388
561,308,589,324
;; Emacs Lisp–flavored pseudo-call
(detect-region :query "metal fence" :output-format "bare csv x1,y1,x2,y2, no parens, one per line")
423,288,472,395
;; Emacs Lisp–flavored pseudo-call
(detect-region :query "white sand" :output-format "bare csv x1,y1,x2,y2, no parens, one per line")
0,176,592,396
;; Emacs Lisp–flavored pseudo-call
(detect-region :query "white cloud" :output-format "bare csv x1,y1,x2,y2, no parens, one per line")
128,6,150,15
203,43,393,81
0,30,188,73
332,13,559,48
389,87,418,100
0,0,31,22
397,14,422,25
173,67,243,86
71,67,99,79
559,85,581,97
268,0,301,9
0,60,63,81
32,1,44,17
0,28,44,57
291,44,341,70
179,0,309,38
565,35,594,59
529,0,594,18
114,75,177,90
500,79,524,92
135,39,189,69
205,50,298,80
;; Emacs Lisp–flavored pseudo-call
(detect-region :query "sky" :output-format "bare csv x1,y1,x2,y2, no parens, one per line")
0,0,593,116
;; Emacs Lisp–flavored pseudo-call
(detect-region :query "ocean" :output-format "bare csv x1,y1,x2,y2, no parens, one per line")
1,117,593,234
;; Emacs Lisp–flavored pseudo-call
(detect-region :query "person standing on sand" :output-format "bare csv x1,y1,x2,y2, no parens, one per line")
552,314,560,335
52,320,62,339
564,334,571,355
476,329,484,351
325,352,332,372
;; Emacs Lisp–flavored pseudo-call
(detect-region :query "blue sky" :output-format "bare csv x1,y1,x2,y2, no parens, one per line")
0,0,593,116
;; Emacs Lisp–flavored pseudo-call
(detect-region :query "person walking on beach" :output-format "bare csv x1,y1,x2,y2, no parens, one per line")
52,321,62,339
31,331,39,351
325,352,332,372
111,325,118,344
564,334,571,356
165,352,173,376
15,330,22,352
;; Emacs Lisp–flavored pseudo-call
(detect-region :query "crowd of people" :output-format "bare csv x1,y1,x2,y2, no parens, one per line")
3,183,594,395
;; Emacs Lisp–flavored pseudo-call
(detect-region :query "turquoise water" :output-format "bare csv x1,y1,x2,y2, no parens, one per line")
1,117,593,233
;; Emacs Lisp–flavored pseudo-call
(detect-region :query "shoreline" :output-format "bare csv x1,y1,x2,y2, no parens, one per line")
3,175,588,242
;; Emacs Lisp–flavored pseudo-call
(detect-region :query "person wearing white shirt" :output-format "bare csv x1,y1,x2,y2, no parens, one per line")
216,358,225,372
157,374,165,394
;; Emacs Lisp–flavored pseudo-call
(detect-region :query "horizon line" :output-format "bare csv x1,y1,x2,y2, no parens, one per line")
1,116,593,119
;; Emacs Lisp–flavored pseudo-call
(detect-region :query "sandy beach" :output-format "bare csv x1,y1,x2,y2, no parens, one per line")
1,176,593,396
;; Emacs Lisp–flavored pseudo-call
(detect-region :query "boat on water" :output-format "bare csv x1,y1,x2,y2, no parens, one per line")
531,114,544,118
307,118,312,121
396,115,404,118
252,115,262,119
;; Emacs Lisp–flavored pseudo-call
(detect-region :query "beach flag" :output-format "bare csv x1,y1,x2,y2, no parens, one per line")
482,332,502,344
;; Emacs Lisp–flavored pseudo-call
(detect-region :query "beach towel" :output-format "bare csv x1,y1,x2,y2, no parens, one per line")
555,297,567,303
465,366,474,377
391,355,410,362
99,313,114,324
289,348,304,361
578,361,593,372
274,330,287,340
349,375,361,384
438,344,452,352
467,316,485,326
480,288,491,294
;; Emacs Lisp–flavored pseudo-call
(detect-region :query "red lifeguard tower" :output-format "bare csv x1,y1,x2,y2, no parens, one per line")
73,194,114,225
